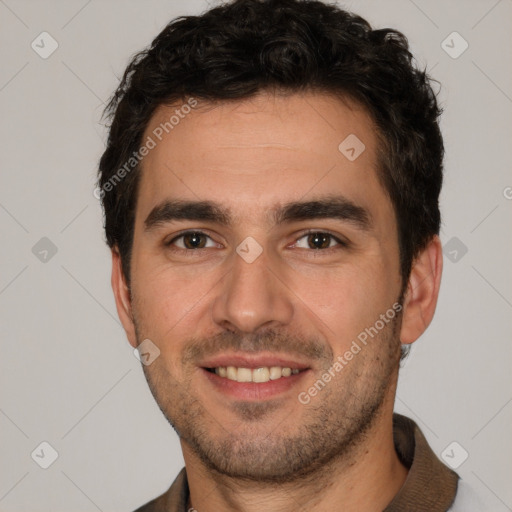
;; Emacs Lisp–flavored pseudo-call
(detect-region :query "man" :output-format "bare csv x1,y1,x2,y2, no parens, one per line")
97,0,481,510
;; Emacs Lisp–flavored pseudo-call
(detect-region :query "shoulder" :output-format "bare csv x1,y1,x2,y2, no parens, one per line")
132,493,169,512
131,468,189,512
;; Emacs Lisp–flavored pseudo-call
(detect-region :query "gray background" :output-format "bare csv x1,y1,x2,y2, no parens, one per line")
0,0,511,510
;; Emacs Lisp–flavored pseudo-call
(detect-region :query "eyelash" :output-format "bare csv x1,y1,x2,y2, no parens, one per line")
165,229,349,254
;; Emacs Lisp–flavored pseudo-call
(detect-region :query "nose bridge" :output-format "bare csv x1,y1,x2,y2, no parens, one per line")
211,247,294,333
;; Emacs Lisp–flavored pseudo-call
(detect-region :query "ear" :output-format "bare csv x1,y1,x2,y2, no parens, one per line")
400,235,443,344
111,248,137,348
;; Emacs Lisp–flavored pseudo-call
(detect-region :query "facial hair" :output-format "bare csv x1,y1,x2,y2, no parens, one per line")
135,309,402,484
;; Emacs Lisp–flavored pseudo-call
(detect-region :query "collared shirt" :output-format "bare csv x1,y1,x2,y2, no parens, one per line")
133,414,460,512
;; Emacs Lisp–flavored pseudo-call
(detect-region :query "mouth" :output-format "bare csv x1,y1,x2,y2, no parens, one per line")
204,365,302,383
199,353,311,401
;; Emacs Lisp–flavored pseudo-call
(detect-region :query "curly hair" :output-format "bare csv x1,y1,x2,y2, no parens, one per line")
98,0,443,286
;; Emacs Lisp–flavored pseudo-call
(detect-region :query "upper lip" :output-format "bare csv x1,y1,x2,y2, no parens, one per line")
199,352,311,370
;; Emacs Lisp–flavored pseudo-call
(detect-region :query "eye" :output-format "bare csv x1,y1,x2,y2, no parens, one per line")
293,232,346,250
167,231,217,250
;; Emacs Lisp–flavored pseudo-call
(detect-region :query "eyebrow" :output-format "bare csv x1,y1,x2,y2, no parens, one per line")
275,196,372,230
144,196,372,232
144,200,230,231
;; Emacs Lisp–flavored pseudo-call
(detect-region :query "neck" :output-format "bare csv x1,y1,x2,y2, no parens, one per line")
182,403,408,512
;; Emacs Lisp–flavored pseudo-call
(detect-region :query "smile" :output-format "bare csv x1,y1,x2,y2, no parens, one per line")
206,366,301,383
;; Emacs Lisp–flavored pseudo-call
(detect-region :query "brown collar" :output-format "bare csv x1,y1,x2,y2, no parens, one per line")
384,414,459,511
133,414,459,512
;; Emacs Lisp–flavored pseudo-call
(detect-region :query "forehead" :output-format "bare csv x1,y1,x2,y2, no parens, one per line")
136,91,390,226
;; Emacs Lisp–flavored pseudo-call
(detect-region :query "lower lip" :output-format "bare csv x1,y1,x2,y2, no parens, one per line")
201,368,310,401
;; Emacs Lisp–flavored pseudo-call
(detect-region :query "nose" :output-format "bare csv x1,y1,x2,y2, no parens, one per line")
211,246,294,333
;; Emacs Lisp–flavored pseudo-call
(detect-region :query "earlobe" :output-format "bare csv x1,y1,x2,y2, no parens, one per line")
399,235,443,345
111,248,138,348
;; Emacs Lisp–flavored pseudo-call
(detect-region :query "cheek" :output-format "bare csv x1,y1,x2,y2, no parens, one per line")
285,257,397,350
130,261,217,359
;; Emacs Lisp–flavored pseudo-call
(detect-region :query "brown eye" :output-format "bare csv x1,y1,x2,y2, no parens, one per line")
168,231,215,250
182,232,208,249
307,232,333,249
293,231,347,251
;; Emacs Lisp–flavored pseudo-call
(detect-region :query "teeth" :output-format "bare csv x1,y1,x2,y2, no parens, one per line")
269,366,282,380
253,367,270,383
237,367,252,382
214,366,301,383
226,366,237,380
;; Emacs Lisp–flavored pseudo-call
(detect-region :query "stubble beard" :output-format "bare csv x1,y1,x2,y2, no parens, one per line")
136,315,402,484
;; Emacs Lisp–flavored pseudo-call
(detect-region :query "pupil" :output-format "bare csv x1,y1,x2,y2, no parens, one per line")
308,233,329,249
185,232,205,249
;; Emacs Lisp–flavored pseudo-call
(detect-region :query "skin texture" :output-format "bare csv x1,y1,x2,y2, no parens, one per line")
112,91,443,512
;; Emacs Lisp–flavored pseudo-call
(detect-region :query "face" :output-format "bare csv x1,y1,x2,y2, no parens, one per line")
122,92,405,482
